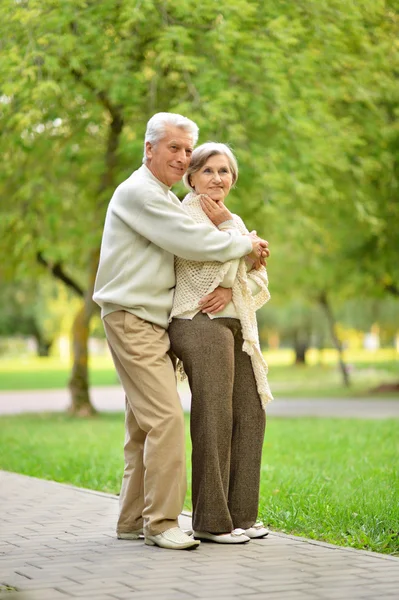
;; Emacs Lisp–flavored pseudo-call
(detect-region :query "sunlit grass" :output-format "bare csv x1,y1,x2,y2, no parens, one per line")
0,350,397,397
1,413,397,555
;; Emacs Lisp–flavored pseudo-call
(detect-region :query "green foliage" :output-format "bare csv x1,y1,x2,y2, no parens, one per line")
0,0,398,356
0,412,398,554
0,277,80,356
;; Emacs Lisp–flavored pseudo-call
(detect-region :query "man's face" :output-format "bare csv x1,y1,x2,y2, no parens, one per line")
145,125,194,187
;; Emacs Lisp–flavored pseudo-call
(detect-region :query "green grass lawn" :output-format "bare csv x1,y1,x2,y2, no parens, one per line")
0,350,398,397
0,413,398,555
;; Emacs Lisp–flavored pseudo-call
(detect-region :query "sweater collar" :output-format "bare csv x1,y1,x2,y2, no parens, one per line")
140,164,171,192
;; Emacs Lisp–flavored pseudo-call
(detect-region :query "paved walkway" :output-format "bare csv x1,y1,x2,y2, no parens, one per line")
1,472,398,600
1,386,399,418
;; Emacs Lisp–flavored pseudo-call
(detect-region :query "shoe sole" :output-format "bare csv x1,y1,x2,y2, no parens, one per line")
117,533,143,540
246,532,269,539
194,538,250,544
145,538,200,550
118,530,192,541
194,534,250,544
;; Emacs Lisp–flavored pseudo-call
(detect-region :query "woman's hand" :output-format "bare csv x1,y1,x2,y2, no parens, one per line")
245,255,263,271
198,287,232,314
199,195,233,226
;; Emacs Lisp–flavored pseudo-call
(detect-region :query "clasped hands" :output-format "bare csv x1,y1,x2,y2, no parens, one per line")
199,195,270,269
198,196,270,314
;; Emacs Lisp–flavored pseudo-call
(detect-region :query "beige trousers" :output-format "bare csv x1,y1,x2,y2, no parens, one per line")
103,310,186,536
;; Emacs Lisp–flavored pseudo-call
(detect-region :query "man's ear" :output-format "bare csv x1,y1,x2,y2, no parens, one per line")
145,141,152,161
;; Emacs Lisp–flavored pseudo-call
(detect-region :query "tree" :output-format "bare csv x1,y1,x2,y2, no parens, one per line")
0,275,79,357
1,0,398,409
258,299,329,365
0,281,55,356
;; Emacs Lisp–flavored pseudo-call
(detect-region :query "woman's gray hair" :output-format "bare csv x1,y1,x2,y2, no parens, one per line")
143,112,199,163
183,142,239,191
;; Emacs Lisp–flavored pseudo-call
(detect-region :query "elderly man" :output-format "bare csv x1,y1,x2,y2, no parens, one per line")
93,112,269,550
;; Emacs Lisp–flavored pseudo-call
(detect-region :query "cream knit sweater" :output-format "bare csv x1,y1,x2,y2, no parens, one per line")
93,166,252,328
170,193,273,408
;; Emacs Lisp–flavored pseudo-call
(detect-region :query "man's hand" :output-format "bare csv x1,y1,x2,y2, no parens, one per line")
246,230,270,268
199,195,233,227
198,287,232,314
247,231,270,266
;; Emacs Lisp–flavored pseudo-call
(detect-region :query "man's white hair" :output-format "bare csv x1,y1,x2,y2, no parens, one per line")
143,112,199,163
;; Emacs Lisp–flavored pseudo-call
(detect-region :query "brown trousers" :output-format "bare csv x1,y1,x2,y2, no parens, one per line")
169,313,266,533
103,311,186,536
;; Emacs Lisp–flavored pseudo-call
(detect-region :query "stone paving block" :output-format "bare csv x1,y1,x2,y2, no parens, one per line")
7,579,81,591
23,595,116,600
181,574,270,587
186,589,259,598
359,595,399,600
248,569,315,580
66,597,116,600
0,573,34,589
115,566,157,576
357,565,399,576
368,574,399,584
259,594,321,600
314,586,380,599
55,582,137,597
182,597,254,600
362,583,399,594
18,589,72,600
111,591,195,600
307,573,371,585
247,580,320,594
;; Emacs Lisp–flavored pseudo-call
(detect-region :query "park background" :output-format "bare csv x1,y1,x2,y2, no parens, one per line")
0,0,398,556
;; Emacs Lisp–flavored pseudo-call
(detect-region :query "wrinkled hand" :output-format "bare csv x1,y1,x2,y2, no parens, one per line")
198,287,232,314
245,255,263,271
246,231,270,269
199,195,233,227
247,231,270,266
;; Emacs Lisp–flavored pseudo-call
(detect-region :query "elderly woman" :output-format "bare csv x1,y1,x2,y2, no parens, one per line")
168,143,273,544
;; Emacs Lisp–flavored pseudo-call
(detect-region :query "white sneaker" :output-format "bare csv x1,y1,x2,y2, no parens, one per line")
117,528,144,540
194,528,250,544
244,522,269,539
145,527,200,550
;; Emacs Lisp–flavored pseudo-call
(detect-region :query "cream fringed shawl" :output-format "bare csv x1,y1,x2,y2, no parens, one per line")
170,193,273,408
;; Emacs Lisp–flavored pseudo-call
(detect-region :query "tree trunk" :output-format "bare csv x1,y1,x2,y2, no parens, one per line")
292,328,310,364
294,343,307,364
293,334,309,364
319,291,351,388
384,282,399,297
30,320,53,357
66,97,123,415
36,337,53,357
68,250,100,416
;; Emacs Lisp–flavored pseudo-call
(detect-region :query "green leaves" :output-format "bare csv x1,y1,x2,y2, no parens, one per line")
0,0,397,308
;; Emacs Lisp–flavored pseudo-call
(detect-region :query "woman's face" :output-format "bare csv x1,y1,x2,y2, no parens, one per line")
190,154,234,203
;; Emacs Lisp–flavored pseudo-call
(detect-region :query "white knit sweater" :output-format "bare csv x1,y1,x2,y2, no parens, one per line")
170,193,273,408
